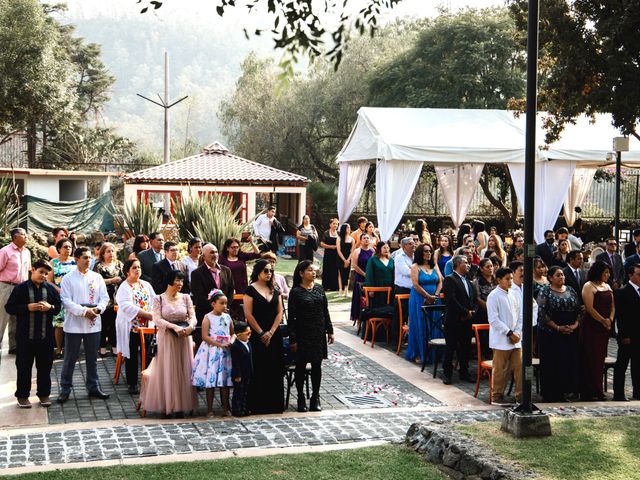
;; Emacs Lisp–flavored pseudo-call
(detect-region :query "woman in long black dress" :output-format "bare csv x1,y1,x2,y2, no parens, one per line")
336,223,353,297
537,265,582,402
320,218,339,291
289,260,334,412
243,259,284,414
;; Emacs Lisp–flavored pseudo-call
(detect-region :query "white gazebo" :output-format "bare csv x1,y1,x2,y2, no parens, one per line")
337,108,640,243
123,142,309,225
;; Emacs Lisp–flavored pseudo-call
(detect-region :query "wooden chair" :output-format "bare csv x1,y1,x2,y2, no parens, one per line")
395,294,410,355
362,286,393,348
113,326,156,384
603,356,617,392
472,324,493,403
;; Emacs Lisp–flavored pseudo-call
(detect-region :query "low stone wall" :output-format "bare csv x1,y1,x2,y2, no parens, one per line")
405,422,535,480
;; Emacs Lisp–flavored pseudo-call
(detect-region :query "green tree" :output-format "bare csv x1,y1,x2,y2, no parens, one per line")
0,0,76,163
368,8,525,227
219,21,423,182
509,0,640,142
138,0,403,68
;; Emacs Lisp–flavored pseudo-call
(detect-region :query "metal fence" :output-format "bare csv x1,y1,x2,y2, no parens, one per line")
354,168,640,220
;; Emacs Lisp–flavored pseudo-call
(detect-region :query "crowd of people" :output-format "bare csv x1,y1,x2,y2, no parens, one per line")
2,210,640,415
331,218,640,405
0,206,334,417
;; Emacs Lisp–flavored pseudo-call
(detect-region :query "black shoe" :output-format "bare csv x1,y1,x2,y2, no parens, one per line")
309,396,322,412
442,376,452,385
613,396,630,402
8,348,16,355
57,391,70,404
88,389,110,400
128,385,139,395
297,398,308,412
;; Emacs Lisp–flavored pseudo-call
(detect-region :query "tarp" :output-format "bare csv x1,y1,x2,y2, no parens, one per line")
24,192,114,234
336,107,640,242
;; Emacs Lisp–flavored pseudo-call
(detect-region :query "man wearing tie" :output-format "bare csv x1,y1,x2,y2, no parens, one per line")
613,263,640,401
190,244,234,347
151,241,190,294
442,255,476,385
138,232,165,283
596,238,624,288
563,251,585,303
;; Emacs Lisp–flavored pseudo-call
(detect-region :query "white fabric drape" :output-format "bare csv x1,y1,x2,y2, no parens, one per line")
337,161,370,223
563,167,597,226
508,161,577,244
435,163,485,228
376,160,424,241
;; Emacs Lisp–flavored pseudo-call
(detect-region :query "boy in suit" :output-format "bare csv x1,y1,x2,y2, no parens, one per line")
231,322,253,416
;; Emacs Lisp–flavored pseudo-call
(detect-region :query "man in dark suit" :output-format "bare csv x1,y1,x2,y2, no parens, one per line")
563,250,585,303
613,263,640,401
190,243,235,346
623,229,640,259
151,241,190,294
442,255,477,384
535,230,556,267
624,241,640,271
137,232,165,283
596,238,625,288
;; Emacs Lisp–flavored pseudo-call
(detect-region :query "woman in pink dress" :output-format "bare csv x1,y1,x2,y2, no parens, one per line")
140,270,198,417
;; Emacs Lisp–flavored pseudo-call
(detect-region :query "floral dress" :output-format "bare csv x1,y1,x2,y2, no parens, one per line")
131,282,151,326
191,312,233,388
52,258,76,328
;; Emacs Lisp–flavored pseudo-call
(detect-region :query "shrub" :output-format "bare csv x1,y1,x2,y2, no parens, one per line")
113,200,162,239
0,235,50,264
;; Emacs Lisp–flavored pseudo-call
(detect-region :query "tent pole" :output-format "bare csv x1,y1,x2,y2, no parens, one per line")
615,151,621,251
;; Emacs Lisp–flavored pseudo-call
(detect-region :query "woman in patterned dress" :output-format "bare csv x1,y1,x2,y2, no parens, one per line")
93,242,123,356
48,238,75,359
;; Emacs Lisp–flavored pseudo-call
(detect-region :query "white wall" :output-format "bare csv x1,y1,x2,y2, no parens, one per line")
23,177,60,201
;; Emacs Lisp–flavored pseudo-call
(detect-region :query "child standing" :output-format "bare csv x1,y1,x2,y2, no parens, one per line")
230,321,253,417
5,260,61,408
191,290,234,417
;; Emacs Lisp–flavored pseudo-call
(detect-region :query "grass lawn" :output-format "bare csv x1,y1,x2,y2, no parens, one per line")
458,415,640,480
8,445,445,480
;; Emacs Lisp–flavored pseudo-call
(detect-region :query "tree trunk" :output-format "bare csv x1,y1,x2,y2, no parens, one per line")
27,120,37,168
478,167,518,230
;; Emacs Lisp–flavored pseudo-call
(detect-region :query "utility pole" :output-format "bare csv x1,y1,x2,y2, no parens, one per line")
137,51,188,164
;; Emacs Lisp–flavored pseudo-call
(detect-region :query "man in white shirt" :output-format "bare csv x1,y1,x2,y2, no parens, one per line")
254,205,277,252
58,246,110,403
393,237,415,295
486,267,523,404
509,261,538,327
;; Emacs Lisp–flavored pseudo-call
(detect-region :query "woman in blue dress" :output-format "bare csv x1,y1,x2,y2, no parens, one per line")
349,234,375,324
434,234,453,274
406,243,443,364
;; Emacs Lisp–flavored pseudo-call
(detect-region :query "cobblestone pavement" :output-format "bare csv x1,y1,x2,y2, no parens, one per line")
342,322,635,404
46,341,440,424
1,405,638,470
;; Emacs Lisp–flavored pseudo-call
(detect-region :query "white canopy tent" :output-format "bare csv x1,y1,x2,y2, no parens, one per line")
336,107,640,243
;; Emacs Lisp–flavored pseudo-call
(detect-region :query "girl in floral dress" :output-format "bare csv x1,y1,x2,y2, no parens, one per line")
48,238,76,359
191,290,235,417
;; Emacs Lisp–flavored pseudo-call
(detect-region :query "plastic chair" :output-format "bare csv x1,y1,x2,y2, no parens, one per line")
395,294,410,355
362,286,393,348
472,323,493,403
113,326,156,384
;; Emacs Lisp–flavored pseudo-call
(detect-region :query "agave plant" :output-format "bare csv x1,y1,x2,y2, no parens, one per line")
0,176,23,236
113,199,162,239
185,194,248,248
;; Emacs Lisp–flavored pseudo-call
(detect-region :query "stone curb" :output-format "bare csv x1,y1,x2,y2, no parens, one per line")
405,422,537,480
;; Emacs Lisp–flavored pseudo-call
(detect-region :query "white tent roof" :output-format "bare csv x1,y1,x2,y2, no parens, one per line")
337,107,640,165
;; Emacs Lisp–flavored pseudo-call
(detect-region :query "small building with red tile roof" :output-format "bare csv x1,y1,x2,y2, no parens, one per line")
123,142,309,224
